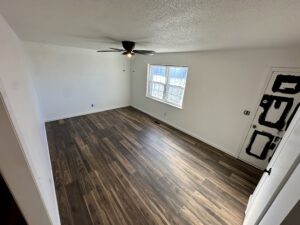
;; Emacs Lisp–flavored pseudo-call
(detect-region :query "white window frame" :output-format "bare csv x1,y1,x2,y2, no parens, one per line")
146,64,188,109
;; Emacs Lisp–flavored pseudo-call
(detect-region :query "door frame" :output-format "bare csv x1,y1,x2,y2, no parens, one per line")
238,67,300,167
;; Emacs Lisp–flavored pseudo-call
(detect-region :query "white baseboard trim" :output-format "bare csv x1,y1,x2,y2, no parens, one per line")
45,105,130,122
44,104,237,159
131,105,237,158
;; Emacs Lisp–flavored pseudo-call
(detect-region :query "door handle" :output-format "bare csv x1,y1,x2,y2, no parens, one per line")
263,168,272,175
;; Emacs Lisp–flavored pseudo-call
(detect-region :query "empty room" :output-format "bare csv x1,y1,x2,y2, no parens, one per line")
0,1,300,225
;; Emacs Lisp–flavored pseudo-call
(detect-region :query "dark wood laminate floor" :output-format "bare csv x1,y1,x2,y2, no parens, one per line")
46,107,262,225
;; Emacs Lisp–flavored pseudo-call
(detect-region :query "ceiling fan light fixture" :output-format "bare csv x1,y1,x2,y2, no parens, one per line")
127,52,133,58
97,40,155,57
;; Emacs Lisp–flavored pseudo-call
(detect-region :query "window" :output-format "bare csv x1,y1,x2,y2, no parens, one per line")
146,64,188,108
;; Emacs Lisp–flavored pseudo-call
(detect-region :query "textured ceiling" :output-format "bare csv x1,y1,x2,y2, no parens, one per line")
0,0,300,52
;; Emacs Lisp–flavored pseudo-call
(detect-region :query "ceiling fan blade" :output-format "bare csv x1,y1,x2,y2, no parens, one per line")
110,48,124,52
96,50,120,52
133,50,155,55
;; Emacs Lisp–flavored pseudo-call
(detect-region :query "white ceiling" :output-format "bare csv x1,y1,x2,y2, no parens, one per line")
1,0,300,52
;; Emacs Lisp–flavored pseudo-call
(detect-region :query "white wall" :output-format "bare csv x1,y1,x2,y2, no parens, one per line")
0,14,59,225
25,42,131,121
131,48,300,157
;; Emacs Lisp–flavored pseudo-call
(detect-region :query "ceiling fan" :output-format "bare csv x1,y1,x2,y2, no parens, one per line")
97,41,155,58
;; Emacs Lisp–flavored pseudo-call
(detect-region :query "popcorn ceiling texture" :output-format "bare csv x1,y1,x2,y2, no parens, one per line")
0,0,300,52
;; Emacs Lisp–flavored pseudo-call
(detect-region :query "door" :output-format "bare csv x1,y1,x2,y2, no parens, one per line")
239,68,300,169
243,106,300,225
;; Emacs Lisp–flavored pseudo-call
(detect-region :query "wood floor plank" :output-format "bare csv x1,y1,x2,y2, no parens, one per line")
46,106,262,225
83,190,111,225
65,181,93,225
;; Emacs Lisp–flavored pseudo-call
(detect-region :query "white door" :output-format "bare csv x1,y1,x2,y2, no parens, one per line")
259,163,300,225
239,69,300,169
243,107,300,225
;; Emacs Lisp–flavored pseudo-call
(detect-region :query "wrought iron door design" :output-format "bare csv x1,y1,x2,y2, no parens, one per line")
239,70,300,169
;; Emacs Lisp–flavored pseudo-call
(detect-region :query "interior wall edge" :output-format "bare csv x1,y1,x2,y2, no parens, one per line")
21,42,61,224
0,13,60,225
0,52,59,225
0,92,54,225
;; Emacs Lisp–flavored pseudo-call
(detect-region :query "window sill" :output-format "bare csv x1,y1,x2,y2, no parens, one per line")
146,95,183,109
